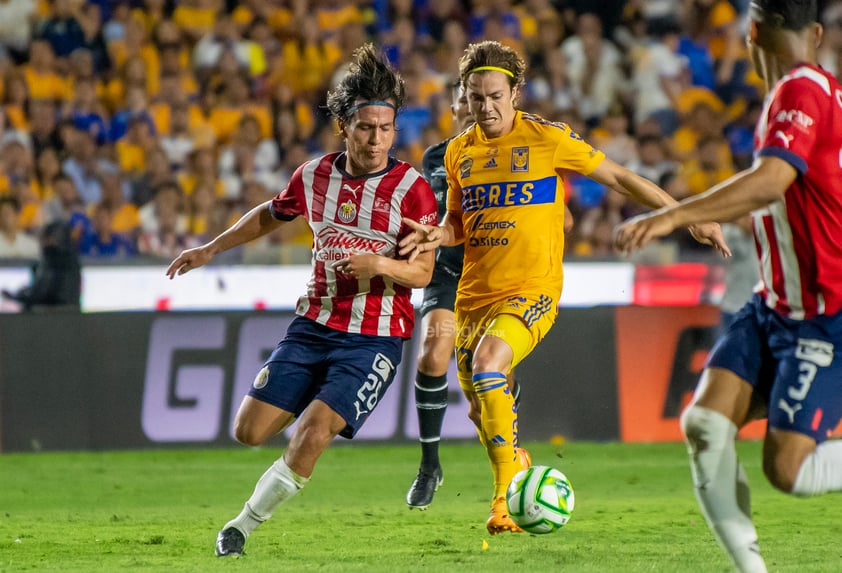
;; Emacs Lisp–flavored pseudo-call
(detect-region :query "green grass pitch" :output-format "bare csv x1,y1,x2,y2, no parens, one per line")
2,441,841,572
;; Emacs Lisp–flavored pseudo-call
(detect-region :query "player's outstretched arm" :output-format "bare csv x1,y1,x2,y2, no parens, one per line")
587,158,731,256
166,200,284,279
614,156,796,254
398,211,464,261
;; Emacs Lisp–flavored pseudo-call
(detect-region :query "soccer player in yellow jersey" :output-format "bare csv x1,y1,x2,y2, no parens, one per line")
400,40,730,535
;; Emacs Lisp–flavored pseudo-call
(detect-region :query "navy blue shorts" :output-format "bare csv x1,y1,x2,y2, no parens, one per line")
248,316,404,439
707,295,842,442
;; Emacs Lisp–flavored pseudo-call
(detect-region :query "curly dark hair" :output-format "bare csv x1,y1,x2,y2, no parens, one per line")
326,43,405,122
458,40,526,92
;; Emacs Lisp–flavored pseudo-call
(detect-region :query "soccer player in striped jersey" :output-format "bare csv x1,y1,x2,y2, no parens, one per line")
616,1,842,570
400,40,729,535
167,44,437,557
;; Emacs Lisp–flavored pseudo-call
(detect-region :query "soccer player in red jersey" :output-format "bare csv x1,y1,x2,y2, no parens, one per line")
167,44,437,557
616,2,842,570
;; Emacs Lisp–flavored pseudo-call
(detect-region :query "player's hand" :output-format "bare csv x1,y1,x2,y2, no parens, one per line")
614,211,677,255
334,253,380,280
398,217,442,262
166,245,214,279
688,222,731,257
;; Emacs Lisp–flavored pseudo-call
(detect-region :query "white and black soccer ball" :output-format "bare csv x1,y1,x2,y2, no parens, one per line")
506,465,575,534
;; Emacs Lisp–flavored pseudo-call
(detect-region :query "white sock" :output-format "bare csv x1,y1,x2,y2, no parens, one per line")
224,456,310,537
681,406,767,573
792,440,842,497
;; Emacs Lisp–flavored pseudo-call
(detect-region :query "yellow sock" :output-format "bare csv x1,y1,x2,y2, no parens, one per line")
473,371,519,497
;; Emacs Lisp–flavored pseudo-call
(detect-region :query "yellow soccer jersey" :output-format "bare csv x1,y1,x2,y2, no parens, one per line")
445,111,605,310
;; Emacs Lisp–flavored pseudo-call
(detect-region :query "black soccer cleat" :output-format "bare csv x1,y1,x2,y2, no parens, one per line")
215,527,246,557
406,466,443,510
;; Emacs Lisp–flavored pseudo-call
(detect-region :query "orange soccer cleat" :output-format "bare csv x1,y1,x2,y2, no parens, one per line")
486,495,523,535
515,447,532,469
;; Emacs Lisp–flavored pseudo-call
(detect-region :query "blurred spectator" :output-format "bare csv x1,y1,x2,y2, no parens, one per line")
468,0,523,52
572,187,631,258
62,128,119,205
680,134,735,196
218,113,280,197
103,3,130,45
130,145,173,207
28,99,63,157
184,177,218,238
626,23,686,134
77,3,110,74
12,176,43,233
192,16,253,82
67,47,97,84
132,0,168,36
679,0,745,102
42,172,84,225
159,100,196,172
70,77,109,145
4,69,32,130
416,0,467,45
178,146,223,198
78,202,136,257
273,14,341,96
625,134,679,186
98,170,140,240
589,105,638,166
524,11,573,115
138,185,197,258
116,116,154,176
0,0,36,65
109,85,156,142
32,147,61,201
36,0,85,59
671,87,729,161
561,12,626,124
208,71,270,144
725,97,762,170
139,179,186,234
0,196,39,259
173,0,220,44
0,139,33,186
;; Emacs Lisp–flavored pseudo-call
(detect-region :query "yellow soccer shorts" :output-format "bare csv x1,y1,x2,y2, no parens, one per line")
455,293,558,391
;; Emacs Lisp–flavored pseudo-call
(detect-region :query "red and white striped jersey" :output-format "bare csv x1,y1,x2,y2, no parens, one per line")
752,64,842,319
270,152,438,337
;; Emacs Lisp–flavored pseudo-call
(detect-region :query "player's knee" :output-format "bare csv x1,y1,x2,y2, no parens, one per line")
417,350,450,377
762,451,802,494
232,420,266,447
680,405,706,452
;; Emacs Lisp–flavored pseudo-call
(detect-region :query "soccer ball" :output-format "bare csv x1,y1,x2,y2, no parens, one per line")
506,465,575,534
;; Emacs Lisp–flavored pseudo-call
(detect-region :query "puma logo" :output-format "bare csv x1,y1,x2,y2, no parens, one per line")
342,183,362,198
774,130,794,148
778,398,802,425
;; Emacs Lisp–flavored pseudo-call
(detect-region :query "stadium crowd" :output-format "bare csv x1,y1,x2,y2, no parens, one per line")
1,0,841,265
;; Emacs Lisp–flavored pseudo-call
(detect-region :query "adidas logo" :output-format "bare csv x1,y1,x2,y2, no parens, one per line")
489,434,508,447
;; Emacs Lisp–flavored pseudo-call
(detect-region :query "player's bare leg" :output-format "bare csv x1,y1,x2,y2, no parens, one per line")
681,368,766,573
217,399,344,557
